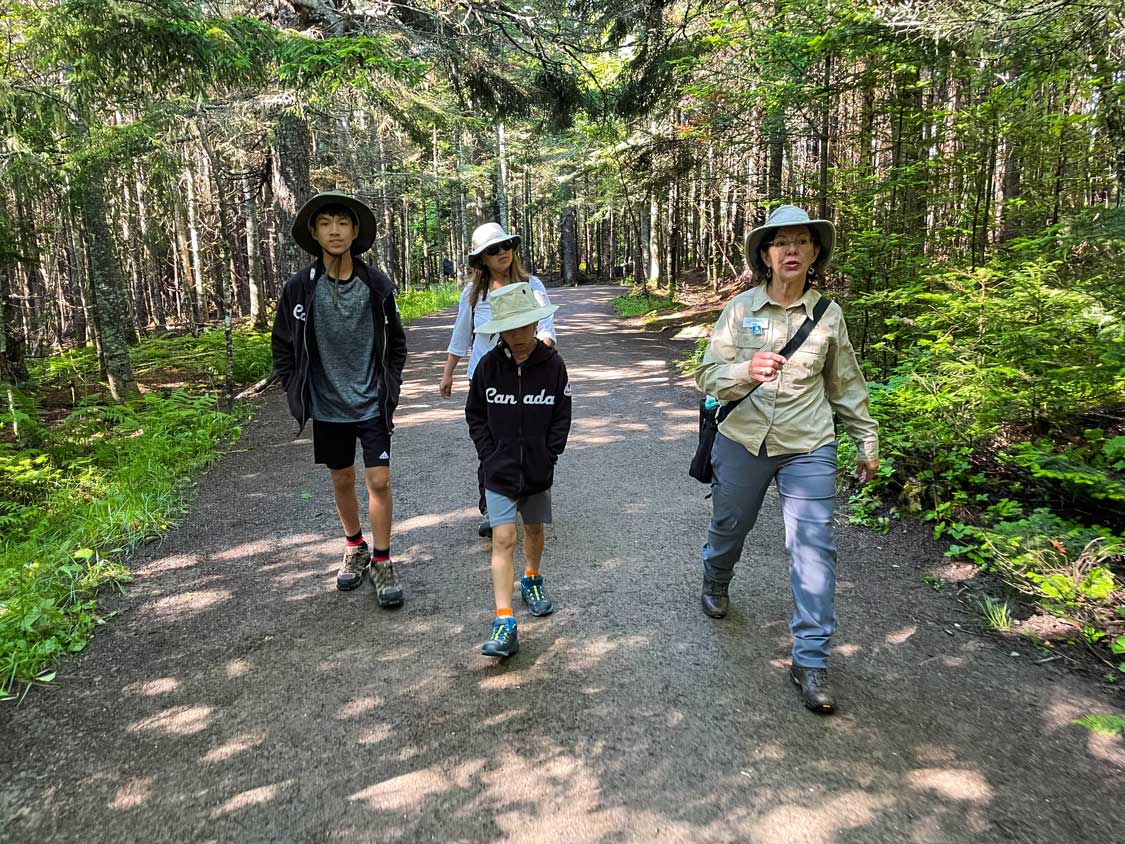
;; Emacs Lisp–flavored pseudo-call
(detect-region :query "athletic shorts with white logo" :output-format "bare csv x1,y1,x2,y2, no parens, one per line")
312,416,390,471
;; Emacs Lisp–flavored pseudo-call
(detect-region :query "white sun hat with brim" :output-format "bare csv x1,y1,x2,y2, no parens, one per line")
467,222,522,267
474,282,558,335
744,205,836,276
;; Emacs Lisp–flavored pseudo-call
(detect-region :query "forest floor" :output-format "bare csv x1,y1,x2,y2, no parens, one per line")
1,286,1122,843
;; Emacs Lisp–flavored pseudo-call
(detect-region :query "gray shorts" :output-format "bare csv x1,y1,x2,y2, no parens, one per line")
485,489,553,527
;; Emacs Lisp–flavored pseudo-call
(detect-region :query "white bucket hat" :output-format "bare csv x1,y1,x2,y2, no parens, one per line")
474,282,558,335
744,205,835,276
467,222,521,267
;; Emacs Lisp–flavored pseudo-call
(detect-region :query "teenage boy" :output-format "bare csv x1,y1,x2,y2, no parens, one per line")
271,191,408,607
465,282,572,658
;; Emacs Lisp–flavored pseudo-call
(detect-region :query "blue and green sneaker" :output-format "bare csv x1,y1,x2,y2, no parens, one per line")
520,574,554,617
480,617,519,658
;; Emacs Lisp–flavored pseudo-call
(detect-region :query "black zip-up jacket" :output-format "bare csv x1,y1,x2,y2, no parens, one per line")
466,340,572,500
271,258,407,433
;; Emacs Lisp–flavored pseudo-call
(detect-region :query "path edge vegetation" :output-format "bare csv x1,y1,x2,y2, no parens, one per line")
0,285,459,699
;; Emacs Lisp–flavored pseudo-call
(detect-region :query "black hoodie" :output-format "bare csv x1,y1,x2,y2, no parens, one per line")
466,339,572,500
271,258,407,433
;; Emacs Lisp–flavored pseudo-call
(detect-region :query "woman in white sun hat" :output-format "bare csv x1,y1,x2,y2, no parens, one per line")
694,204,879,716
439,222,558,537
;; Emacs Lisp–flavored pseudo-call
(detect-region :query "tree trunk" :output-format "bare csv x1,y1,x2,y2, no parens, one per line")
522,164,534,272
819,54,833,221
269,110,312,282
559,206,578,286
196,122,236,400
496,122,509,230
647,191,661,285
77,166,138,401
244,178,266,329
184,162,207,324
766,107,785,201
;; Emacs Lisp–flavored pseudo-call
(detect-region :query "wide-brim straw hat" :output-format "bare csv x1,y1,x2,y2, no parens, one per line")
467,222,521,267
475,281,558,335
293,191,377,256
745,205,836,275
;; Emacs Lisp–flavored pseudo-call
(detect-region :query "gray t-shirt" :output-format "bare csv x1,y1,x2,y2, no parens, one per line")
309,275,380,423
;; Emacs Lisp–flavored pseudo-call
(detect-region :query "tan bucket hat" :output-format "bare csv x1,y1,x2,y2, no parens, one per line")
292,191,377,256
467,222,521,267
474,282,557,335
744,205,836,275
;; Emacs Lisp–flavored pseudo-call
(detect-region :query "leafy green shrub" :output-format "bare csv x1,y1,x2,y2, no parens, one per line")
0,390,242,694
29,326,275,389
845,232,1125,645
612,293,678,319
396,282,460,324
678,338,709,376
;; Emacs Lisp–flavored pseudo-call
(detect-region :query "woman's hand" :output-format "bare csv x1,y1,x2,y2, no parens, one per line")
855,459,879,485
748,351,787,383
439,373,453,399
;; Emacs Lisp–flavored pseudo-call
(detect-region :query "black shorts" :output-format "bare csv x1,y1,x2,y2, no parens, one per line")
312,416,391,471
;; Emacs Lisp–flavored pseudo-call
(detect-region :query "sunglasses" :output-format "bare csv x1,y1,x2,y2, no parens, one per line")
483,239,516,256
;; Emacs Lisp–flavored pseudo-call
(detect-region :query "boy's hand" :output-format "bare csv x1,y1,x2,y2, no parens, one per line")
439,373,453,399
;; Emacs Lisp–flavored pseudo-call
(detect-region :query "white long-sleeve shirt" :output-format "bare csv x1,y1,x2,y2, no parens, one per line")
446,276,558,378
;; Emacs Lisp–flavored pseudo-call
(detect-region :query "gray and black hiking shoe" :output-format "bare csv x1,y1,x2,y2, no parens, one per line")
371,559,404,608
790,664,836,714
520,574,554,617
480,617,519,658
336,542,370,591
701,577,729,618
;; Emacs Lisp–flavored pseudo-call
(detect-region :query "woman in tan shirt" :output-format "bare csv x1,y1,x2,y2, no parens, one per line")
694,205,879,714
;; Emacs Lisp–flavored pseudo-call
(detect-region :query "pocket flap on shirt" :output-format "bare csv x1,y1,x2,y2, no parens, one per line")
734,330,767,349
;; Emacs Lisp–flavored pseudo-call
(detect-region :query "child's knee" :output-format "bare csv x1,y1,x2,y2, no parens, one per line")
330,465,356,488
365,468,391,495
492,524,518,552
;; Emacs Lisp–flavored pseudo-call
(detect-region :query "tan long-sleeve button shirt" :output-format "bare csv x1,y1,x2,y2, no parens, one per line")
694,286,879,461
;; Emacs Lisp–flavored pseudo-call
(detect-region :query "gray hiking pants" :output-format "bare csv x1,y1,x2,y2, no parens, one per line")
702,434,839,669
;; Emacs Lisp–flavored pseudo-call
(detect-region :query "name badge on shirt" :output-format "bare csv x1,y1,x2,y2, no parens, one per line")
742,316,769,336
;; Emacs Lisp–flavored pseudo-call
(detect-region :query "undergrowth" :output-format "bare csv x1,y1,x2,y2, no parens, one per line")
612,292,679,321
0,391,240,695
1,286,461,697
397,282,460,323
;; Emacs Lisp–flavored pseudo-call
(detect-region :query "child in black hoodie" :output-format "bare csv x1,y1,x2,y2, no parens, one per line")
465,282,572,658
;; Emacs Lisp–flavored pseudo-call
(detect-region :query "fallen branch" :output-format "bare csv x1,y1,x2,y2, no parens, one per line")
235,372,280,400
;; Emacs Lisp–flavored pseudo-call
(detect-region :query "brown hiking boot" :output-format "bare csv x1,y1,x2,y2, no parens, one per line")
371,559,404,608
336,542,370,591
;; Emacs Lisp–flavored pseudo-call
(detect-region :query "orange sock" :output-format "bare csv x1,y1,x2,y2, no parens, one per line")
524,568,539,578
496,608,514,618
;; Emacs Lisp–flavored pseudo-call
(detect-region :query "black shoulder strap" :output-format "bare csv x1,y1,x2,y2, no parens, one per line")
716,296,832,424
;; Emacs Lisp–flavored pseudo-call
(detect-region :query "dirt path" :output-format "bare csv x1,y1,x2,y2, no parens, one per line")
1,285,1122,843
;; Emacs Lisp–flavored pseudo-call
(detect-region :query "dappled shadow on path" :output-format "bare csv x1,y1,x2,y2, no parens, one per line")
1,287,1121,843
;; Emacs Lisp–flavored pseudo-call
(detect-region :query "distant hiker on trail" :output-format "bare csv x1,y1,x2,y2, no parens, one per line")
694,205,879,714
465,282,571,659
271,191,408,609
439,222,557,538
